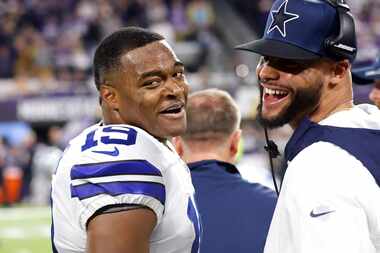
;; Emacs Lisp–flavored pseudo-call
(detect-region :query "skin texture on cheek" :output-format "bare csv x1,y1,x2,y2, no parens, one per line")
257,65,324,128
258,83,322,128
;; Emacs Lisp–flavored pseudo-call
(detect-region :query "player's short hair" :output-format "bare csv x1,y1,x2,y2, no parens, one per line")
93,27,164,90
183,89,241,141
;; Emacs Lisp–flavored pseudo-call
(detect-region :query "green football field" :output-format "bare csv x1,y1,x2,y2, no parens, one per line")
0,206,51,253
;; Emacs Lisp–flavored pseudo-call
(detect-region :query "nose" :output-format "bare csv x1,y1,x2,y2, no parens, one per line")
166,79,187,97
257,60,280,83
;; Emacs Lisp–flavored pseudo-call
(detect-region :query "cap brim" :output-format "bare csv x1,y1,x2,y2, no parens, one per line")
352,66,380,85
235,38,321,60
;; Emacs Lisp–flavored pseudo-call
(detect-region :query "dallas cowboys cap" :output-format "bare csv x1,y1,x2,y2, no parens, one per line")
235,0,345,60
352,57,380,85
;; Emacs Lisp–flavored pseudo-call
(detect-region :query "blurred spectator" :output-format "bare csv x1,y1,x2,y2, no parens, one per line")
120,0,148,28
187,0,215,30
348,0,380,61
30,126,63,205
0,42,16,78
352,55,380,109
0,136,10,204
11,131,37,202
169,0,190,40
0,136,25,205
148,0,176,44
96,1,121,39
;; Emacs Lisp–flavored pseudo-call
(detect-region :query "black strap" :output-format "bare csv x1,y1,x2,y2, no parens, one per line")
264,127,280,196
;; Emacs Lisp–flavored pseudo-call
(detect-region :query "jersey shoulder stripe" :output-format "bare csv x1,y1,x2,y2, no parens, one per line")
71,181,165,204
70,159,165,204
71,159,163,179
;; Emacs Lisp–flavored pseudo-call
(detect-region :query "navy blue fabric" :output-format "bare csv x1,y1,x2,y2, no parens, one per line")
188,160,277,253
285,118,380,186
71,181,165,204
71,160,163,180
263,0,337,57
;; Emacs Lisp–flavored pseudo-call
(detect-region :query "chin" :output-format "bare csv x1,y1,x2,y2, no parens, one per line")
167,120,187,137
167,127,187,138
259,110,292,128
153,126,187,140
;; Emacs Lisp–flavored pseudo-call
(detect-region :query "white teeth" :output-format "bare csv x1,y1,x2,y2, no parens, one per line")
264,87,287,96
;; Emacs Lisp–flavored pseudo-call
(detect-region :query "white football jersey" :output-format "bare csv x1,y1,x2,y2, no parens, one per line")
264,105,380,253
51,123,201,253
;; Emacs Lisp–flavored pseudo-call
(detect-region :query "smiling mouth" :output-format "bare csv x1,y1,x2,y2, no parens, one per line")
160,103,184,115
263,87,289,104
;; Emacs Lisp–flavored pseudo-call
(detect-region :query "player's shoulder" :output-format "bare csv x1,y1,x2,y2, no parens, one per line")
64,123,175,182
293,141,361,168
285,142,345,185
287,141,375,192
54,123,172,231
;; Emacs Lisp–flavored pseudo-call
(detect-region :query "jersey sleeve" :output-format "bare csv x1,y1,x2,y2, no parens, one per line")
69,125,167,230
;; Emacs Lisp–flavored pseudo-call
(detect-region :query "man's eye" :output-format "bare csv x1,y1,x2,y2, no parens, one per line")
143,80,160,87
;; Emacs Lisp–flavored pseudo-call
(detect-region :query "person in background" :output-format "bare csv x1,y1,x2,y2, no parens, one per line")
31,126,63,205
235,0,380,252
51,27,201,253
173,88,277,253
352,56,380,109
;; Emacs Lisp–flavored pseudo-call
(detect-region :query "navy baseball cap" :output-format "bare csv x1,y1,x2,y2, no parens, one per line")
352,57,380,85
235,0,351,61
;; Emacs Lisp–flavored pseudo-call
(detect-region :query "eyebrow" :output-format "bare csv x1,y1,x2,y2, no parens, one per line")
140,61,185,80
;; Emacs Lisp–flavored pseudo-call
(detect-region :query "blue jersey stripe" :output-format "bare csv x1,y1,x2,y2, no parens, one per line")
71,181,165,204
71,160,162,180
187,197,201,253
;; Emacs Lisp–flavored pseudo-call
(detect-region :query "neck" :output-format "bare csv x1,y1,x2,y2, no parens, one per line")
290,99,354,128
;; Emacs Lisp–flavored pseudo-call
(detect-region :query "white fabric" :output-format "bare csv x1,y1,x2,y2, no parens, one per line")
51,123,199,253
264,104,380,253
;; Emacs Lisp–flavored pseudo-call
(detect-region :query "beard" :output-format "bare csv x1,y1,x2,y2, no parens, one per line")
257,82,322,128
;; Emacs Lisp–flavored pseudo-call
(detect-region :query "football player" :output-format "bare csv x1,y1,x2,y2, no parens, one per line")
51,27,201,253
352,56,380,109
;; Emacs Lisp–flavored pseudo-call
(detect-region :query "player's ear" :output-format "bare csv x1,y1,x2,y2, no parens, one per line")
329,59,350,88
100,84,119,111
229,129,241,158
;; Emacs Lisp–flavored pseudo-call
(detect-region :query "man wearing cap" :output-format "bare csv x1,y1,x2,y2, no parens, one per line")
352,57,380,109
236,0,380,252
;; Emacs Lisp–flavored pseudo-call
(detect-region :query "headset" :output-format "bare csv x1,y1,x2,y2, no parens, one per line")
324,0,357,62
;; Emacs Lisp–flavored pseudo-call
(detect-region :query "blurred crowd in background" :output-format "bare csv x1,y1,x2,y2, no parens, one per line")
0,0,378,206
0,0,218,93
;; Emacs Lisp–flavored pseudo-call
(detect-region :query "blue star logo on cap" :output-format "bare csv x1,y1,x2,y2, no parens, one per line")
267,0,299,38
